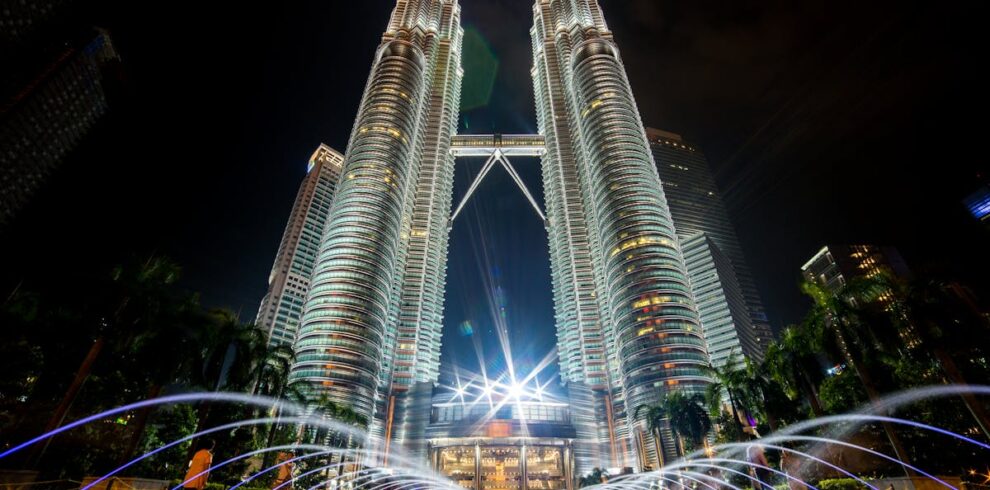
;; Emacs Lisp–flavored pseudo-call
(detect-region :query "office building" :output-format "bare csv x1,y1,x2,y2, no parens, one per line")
681,233,754,369
0,29,118,225
648,128,772,364
801,244,916,348
256,144,344,348
426,383,577,490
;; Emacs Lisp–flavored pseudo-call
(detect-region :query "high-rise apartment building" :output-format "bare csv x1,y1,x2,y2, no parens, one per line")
801,244,910,294
801,244,916,348
286,0,708,471
256,144,343,348
646,128,773,365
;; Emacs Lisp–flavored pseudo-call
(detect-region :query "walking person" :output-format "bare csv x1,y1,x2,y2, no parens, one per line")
183,440,215,490
273,451,296,490
780,449,807,490
746,436,771,490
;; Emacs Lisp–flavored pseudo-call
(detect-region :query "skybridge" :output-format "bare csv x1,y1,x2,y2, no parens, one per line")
449,134,547,227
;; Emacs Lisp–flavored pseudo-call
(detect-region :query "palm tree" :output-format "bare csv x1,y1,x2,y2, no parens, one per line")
186,309,280,459
579,468,609,487
310,395,368,468
884,275,990,439
801,279,914,474
117,292,207,464
32,256,183,465
763,326,825,417
636,402,671,468
637,391,712,461
663,391,713,453
739,357,797,433
702,350,748,437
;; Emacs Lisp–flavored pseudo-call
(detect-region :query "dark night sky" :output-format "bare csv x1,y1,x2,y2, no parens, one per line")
4,1,989,377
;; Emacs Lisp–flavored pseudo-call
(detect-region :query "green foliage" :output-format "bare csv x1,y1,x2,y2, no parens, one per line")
818,371,867,414
636,390,711,455
0,256,303,481
172,481,266,490
579,467,609,487
712,411,744,444
131,404,198,478
817,478,871,490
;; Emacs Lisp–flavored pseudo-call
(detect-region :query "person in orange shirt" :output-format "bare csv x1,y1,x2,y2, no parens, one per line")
183,440,215,490
272,452,295,490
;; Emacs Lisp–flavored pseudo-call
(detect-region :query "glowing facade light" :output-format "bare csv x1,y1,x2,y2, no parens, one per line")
508,382,525,400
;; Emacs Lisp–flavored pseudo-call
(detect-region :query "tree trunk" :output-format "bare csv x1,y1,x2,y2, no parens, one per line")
652,428,665,470
762,396,779,433
799,370,825,417
187,403,212,461
934,346,990,440
838,328,916,478
29,337,106,466
727,389,746,437
263,404,284,468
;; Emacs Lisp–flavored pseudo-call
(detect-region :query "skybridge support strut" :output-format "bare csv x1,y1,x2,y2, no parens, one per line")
448,144,547,229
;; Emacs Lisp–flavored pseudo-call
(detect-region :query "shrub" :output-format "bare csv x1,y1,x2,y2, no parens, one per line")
818,478,872,490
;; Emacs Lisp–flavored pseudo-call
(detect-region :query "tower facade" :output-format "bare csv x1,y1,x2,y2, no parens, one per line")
256,145,343,348
648,128,773,364
531,1,709,470
288,0,463,455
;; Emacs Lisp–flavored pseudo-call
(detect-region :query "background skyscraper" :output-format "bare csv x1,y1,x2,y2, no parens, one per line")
256,144,343,348
801,244,918,350
648,128,773,363
532,1,709,469
801,244,910,294
681,233,754,369
1,28,119,225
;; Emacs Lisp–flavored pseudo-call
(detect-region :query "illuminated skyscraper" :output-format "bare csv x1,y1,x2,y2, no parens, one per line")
801,244,916,348
801,244,910,294
256,145,343,348
288,0,463,458
287,0,707,471
647,128,773,364
531,1,709,470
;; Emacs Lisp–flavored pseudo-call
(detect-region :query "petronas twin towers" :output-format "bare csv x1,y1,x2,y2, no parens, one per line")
287,0,710,471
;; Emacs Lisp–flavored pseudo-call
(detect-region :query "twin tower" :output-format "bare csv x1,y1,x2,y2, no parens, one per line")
286,0,710,471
